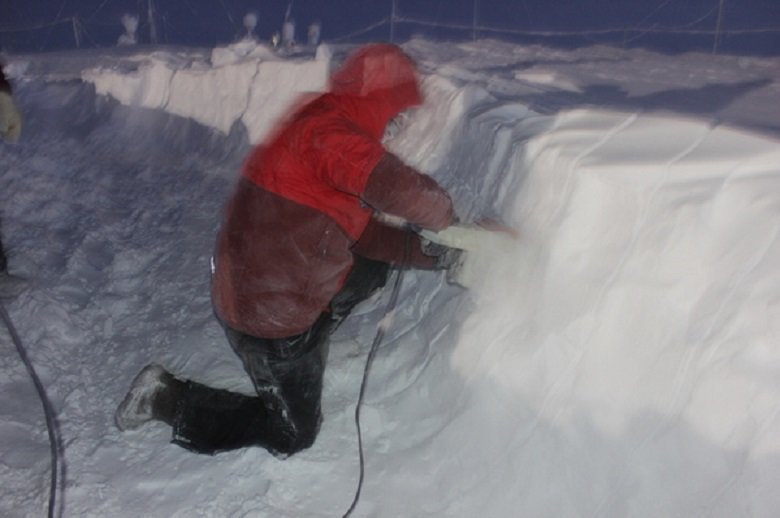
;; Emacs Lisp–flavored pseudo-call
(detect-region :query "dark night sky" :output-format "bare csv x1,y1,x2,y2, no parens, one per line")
1,0,778,55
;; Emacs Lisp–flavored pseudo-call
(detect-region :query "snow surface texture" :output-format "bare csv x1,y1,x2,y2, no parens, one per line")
1,39,779,517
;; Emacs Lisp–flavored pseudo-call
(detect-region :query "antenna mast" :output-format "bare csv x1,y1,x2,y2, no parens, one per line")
713,0,726,54
147,0,159,44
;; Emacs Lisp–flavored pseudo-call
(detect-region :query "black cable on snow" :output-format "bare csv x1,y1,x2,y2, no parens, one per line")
342,230,412,518
0,300,62,518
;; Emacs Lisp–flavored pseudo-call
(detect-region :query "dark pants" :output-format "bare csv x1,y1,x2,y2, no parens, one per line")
170,255,390,456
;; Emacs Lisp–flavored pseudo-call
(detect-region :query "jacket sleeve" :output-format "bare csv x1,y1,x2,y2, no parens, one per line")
0,68,10,94
352,218,438,269
0,67,21,142
362,152,454,231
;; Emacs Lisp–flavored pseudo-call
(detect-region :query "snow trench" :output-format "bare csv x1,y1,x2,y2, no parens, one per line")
2,42,780,517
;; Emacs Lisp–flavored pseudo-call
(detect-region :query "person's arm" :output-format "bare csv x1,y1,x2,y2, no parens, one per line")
0,68,11,94
351,218,438,268
312,120,458,268
362,152,454,231
309,118,454,231
0,68,21,141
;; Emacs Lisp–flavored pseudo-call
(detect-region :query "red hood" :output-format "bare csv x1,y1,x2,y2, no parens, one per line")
329,44,423,138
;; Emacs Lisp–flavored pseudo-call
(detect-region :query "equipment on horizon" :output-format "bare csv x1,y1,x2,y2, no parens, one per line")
117,14,139,46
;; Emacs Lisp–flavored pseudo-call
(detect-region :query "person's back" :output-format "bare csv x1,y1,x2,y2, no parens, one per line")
213,44,453,340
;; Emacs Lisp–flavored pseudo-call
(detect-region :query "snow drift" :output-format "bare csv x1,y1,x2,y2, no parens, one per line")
1,39,779,517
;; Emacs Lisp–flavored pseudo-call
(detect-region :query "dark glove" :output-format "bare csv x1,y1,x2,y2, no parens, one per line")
421,240,464,270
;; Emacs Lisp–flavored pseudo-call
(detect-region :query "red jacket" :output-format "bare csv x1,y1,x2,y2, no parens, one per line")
212,44,454,338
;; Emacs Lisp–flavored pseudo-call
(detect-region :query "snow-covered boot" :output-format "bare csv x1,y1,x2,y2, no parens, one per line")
115,364,181,431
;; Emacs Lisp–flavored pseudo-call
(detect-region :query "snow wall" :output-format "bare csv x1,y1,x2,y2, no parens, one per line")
6,40,780,516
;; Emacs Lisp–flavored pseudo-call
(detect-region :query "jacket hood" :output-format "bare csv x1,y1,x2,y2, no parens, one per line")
330,44,422,138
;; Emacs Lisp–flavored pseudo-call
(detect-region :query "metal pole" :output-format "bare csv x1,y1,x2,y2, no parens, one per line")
390,0,397,42
137,0,146,43
148,0,158,44
472,0,479,41
72,16,81,48
713,0,725,54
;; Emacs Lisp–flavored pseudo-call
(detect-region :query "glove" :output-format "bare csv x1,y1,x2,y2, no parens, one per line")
423,240,466,287
0,90,22,142
421,239,464,271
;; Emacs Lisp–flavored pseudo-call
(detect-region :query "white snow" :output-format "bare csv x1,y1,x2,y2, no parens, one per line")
83,42,330,143
1,38,780,517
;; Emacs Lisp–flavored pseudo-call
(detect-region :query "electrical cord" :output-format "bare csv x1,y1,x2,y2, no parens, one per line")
342,229,412,518
0,299,62,518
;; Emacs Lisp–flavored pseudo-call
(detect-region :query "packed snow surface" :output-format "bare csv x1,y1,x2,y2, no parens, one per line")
1,39,779,517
